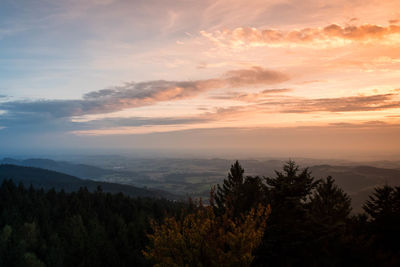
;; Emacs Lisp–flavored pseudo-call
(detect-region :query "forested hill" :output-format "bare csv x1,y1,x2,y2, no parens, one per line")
0,164,176,199
1,161,400,266
0,157,145,181
0,179,184,267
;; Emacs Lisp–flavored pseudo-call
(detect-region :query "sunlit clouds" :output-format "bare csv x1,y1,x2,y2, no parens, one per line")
200,23,400,49
0,67,288,117
0,0,400,157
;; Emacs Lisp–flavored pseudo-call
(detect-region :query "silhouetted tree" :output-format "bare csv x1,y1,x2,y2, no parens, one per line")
215,161,265,217
363,185,400,260
364,185,400,220
254,160,320,266
215,161,244,213
307,176,353,266
0,179,185,267
3,162,400,266
310,176,351,224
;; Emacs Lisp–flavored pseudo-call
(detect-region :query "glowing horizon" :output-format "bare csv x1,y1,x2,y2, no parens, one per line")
0,0,399,158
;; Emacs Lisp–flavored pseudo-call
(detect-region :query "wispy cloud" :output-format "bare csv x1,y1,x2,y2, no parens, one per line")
212,88,291,102
274,93,400,113
206,92,400,118
72,91,400,135
210,90,400,113
74,116,211,129
201,23,400,48
328,120,391,128
0,67,288,118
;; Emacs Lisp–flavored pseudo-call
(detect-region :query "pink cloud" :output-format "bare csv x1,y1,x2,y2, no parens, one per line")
201,23,400,48
1,67,288,117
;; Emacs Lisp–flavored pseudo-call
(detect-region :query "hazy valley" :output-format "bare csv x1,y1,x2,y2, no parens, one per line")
2,156,400,212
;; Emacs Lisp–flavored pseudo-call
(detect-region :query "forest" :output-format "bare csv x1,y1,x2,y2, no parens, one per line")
0,161,399,266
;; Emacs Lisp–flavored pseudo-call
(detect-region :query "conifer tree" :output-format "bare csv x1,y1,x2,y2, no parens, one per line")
214,161,265,217
363,185,399,220
215,160,245,213
310,176,351,224
363,185,400,255
254,160,320,266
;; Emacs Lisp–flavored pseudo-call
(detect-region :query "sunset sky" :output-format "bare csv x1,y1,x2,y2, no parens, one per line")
1,0,400,158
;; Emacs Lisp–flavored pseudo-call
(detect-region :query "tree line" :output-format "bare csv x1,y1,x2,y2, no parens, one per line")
146,160,400,266
0,181,184,267
0,161,399,266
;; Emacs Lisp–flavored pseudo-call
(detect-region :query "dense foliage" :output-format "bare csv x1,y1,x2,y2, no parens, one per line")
1,161,400,266
144,200,270,267
0,180,184,267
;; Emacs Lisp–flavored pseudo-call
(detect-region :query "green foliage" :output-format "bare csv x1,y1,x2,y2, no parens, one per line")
23,252,46,267
1,161,400,266
0,179,184,267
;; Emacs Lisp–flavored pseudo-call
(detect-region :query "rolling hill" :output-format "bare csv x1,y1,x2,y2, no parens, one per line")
2,157,400,212
0,164,177,199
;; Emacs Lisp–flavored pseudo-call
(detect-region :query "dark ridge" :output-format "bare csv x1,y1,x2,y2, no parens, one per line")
0,164,178,200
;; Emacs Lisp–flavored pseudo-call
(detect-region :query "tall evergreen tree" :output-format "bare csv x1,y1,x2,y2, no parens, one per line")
215,161,245,216
310,176,352,224
307,177,353,266
254,160,320,266
214,161,265,217
265,160,319,206
363,185,399,220
363,185,400,257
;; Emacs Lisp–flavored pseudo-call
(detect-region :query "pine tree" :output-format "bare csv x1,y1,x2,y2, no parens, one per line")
363,185,400,256
254,160,320,266
265,160,319,205
215,160,245,213
363,185,398,220
214,161,265,217
310,176,351,224
305,177,353,266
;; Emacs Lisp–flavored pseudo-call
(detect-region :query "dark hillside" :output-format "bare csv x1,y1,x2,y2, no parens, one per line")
0,164,177,199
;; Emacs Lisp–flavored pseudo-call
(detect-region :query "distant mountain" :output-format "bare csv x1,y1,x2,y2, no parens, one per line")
3,157,399,212
310,165,400,189
0,157,149,181
309,165,400,212
0,164,177,199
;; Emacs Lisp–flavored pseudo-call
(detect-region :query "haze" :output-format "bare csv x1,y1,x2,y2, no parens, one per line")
1,0,400,160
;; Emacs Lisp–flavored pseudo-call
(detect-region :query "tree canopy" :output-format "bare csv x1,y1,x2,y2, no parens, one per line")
1,161,400,266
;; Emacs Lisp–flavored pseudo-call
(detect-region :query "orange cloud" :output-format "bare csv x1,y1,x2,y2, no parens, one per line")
259,93,400,113
212,88,291,102
210,92,400,115
201,23,400,48
223,67,288,86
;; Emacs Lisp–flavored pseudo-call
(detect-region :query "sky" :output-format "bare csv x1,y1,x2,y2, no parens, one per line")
0,0,400,159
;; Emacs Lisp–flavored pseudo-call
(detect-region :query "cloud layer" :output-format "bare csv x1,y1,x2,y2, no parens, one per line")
201,23,400,48
0,67,288,118
259,93,400,113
